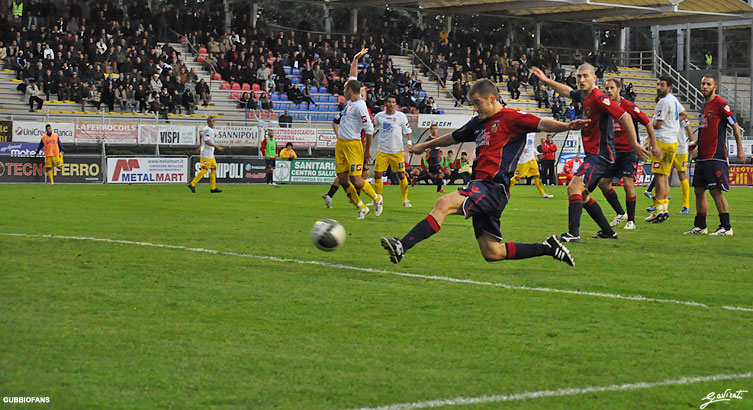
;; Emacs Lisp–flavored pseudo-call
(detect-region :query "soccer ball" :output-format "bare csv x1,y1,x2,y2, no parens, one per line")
311,219,346,251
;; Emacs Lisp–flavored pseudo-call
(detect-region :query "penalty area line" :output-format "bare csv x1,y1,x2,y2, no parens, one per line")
339,371,753,410
1,232,751,313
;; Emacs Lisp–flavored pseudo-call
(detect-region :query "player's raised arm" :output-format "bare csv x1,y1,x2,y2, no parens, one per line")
532,67,573,97
349,48,368,79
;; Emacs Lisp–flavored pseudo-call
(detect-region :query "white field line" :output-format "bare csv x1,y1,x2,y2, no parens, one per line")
1,232,752,313
340,371,753,410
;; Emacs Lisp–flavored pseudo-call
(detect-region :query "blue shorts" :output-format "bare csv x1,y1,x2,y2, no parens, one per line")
458,180,509,241
575,154,611,192
602,152,638,180
693,160,729,192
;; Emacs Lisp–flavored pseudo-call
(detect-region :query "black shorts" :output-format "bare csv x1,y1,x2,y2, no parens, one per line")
427,162,441,175
693,160,730,192
265,158,276,169
458,180,509,241
575,154,611,192
602,152,638,180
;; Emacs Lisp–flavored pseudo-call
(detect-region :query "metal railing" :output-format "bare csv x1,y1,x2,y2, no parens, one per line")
652,53,705,111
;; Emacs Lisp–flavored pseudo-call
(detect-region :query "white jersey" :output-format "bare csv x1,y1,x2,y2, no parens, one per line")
200,126,216,158
677,127,689,154
374,111,411,154
653,94,683,144
336,99,374,141
518,132,538,163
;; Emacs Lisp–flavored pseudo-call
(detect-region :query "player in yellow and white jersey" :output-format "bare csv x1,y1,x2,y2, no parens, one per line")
373,95,413,207
188,116,224,193
510,132,553,198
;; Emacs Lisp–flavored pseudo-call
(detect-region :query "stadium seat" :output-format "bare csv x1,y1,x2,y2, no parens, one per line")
284,67,291,75
242,83,251,91
328,95,337,103
292,68,300,75
252,83,261,91
196,54,206,62
319,86,327,93
260,111,269,119
199,46,207,54
229,91,240,100
337,95,346,104
291,77,300,85
418,90,426,98
221,82,231,90
280,94,288,101
213,72,222,81
328,104,338,112
316,113,325,121
269,111,278,120
271,93,280,101
273,102,280,110
231,82,241,90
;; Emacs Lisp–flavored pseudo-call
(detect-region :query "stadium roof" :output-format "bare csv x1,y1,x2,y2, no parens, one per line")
322,0,753,27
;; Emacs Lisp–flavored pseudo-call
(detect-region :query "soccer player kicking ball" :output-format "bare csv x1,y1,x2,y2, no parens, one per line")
35,124,64,184
532,65,649,242
188,116,223,193
381,79,588,265
684,75,747,236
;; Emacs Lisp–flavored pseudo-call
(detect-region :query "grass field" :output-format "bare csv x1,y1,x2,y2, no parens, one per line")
1,182,752,409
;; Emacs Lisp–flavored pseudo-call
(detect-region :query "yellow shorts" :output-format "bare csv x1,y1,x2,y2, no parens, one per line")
374,151,406,173
651,141,677,176
335,138,364,176
514,158,540,178
199,157,217,170
45,155,63,168
673,152,689,172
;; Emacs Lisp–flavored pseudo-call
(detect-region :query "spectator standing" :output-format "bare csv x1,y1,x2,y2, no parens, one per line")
540,133,558,185
278,109,293,128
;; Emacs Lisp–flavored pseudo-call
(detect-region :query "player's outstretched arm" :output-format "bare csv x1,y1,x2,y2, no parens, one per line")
350,48,368,78
407,133,455,154
532,67,573,97
537,118,590,133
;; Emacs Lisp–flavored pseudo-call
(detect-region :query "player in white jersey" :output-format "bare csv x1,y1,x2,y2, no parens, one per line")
673,119,696,213
373,95,413,207
188,116,224,193
509,132,553,198
646,76,688,223
333,48,382,219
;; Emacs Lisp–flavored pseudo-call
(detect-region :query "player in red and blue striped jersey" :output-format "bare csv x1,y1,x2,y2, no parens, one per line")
532,65,649,242
684,75,747,236
381,79,589,266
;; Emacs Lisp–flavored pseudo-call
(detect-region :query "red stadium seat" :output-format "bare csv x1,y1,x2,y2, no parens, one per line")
242,83,251,91
252,83,261,91
180,36,187,44
230,91,240,100
213,72,222,81
231,82,241,90
196,54,206,62
268,111,278,119
221,82,231,90
337,95,346,104
199,46,207,54
260,111,269,119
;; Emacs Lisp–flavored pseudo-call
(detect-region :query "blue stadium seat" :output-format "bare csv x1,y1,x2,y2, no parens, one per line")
292,68,300,75
273,102,280,110
328,104,338,112
291,77,300,85
280,94,288,101
438,108,445,114
271,93,279,101
318,86,327,93
284,67,291,75
327,113,336,121
418,90,426,98
328,95,337,103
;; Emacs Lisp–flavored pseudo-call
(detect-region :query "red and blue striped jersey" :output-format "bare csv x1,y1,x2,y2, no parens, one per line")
451,108,541,187
613,98,650,153
698,95,736,161
571,88,626,162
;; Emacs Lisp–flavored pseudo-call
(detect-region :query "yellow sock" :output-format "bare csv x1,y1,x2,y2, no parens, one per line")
399,177,409,201
660,199,669,212
681,179,690,208
374,177,383,195
190,169,208,186
210,170,217,190
534,177,546,196
361,180,378,201
345,184,365,209
47,169,54,184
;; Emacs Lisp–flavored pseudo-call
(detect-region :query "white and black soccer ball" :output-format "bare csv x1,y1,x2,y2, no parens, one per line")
311,219,346,251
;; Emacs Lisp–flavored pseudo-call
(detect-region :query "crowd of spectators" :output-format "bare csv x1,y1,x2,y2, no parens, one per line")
2,1,214,116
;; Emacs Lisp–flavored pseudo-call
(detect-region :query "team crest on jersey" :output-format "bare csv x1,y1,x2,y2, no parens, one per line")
724,105,731,113
585,107,591,117
491,121,499,133
707,111,713,120
351,164,362,172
